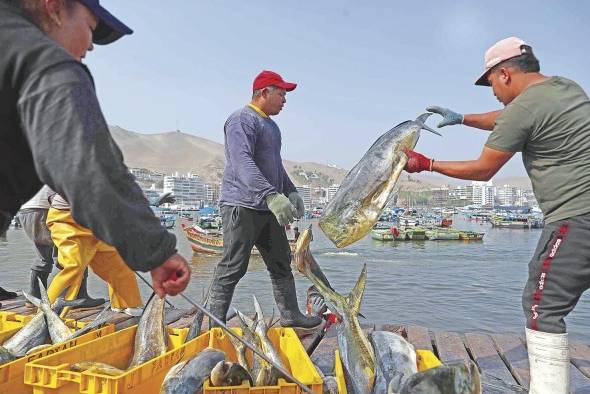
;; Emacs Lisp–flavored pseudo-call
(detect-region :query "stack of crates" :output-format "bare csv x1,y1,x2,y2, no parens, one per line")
24,326,323,394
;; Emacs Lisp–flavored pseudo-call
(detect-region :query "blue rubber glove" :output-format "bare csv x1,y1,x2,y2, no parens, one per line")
426,106,464,128
266,193,296,225
288,192,305,219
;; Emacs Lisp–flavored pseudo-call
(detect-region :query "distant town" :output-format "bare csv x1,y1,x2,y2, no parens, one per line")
131,167,538,211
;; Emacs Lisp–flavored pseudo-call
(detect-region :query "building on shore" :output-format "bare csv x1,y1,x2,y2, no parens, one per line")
296,185,312,210
163,173,205,209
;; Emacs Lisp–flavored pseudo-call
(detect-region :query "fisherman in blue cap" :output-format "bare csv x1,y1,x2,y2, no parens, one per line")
0,0,191,298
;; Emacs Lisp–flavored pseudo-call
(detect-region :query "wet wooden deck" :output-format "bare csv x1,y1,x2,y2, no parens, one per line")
3,295,590,393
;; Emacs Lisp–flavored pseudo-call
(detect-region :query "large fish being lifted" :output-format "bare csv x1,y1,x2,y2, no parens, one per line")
320,113,440,248
295,226,375,394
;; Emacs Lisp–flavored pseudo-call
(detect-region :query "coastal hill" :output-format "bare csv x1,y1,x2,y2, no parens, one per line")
109,125,529,190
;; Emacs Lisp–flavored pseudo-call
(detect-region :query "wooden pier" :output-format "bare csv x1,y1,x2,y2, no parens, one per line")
3,295,590,393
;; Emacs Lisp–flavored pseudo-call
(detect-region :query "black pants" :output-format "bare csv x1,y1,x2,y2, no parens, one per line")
210,205,292,296
522,212,590,333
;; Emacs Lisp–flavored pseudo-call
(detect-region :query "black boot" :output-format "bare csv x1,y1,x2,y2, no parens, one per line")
0,286,17,301
271,276,322,330
25,270,50,307
207,287,234,328
74,274,106,309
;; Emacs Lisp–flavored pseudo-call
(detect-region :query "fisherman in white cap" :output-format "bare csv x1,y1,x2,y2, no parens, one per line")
405,36,590,393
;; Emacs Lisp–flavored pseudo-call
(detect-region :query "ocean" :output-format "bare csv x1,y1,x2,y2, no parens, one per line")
2,215,589,342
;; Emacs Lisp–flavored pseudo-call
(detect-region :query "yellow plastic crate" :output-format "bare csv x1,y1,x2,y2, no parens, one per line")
0,311,34,343
0,320,114,394
333,348,442,394
203,327,323,394
24,324,201,394
24,326,322,394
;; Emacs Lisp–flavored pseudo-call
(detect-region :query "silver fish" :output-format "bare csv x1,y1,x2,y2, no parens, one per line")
160,348,225,394
370,331,417,393
236,296,286,386
393,361,481,394
319,113,440,247
210,360,253,386
295,226,375,394
22,281,114,345
128,292,168,369
1,295,88,363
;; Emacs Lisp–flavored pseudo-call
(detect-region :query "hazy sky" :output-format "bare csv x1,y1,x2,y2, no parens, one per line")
87,1,590,178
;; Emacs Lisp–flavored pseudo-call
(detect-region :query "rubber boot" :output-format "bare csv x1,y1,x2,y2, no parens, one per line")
0,286,17,301
526,328,570,394
207,288,234,328
272,276,322,330
25,270,50,308
74,274,106,309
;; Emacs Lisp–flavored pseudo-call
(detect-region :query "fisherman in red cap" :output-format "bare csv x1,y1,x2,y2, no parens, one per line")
208,70,322,330
406,37,590,393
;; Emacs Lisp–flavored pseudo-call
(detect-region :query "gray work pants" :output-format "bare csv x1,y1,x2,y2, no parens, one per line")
522,212,590,333
18,208,55,273
210,205,293,296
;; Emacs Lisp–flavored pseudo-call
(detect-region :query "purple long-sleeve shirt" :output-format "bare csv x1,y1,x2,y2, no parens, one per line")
219,105,297,210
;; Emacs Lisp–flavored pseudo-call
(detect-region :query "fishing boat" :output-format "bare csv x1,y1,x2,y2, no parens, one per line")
182,223,296,255
458,231,485,241
490,213,544,229
370,227,395,241
425,228,460,240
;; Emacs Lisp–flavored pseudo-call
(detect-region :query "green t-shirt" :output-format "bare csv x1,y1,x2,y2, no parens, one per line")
486,76,590,223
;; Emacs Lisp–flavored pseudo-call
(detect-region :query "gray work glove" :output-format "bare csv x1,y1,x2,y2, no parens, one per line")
426,105,464,128
266,193,297,225
310,295,328,316
288,192,305,218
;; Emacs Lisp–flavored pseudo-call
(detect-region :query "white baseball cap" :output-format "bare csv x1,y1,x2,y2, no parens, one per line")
475,37,531,86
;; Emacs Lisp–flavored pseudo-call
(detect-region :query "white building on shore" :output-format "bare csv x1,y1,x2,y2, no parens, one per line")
296,185,312,210
163,173,205,209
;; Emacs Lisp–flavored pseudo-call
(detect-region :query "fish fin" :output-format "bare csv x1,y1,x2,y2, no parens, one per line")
415,112,433,125
347,264,367,315
252,295,265,323
71,302,113,339
415,113,441,136
236,309,255,329
22,291,41,308
421,124,442,136
37,278,51,306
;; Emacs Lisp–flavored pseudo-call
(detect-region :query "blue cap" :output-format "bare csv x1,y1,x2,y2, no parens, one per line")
77,0,133,45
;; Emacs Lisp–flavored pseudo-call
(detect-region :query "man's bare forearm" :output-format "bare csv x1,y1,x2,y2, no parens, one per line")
463,110,502,131
431,160,499,181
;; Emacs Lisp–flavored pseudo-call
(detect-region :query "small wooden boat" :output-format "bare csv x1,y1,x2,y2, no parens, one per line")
425,228,460,240
182,224,296,255
371,228,395,241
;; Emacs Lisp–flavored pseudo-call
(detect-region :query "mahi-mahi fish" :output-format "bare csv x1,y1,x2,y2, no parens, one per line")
72,292,168,375
236,296,286,386
0,281,112,366
370,331,418,393
160,348,225,394
392,360,481,394
295,226,375,394
128,292,168,369
319,113,440,248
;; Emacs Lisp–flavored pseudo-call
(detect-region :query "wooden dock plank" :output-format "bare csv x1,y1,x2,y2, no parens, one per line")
433,331,470,364
465,332,517,385
406,325,433,351
571,341,590,379
491,334,530,388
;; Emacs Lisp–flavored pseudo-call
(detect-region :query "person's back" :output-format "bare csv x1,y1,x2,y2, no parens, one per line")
0,1,86,216
487,76,590,222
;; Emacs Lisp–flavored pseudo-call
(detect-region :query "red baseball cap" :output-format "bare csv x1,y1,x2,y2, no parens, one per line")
252,70,297,92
